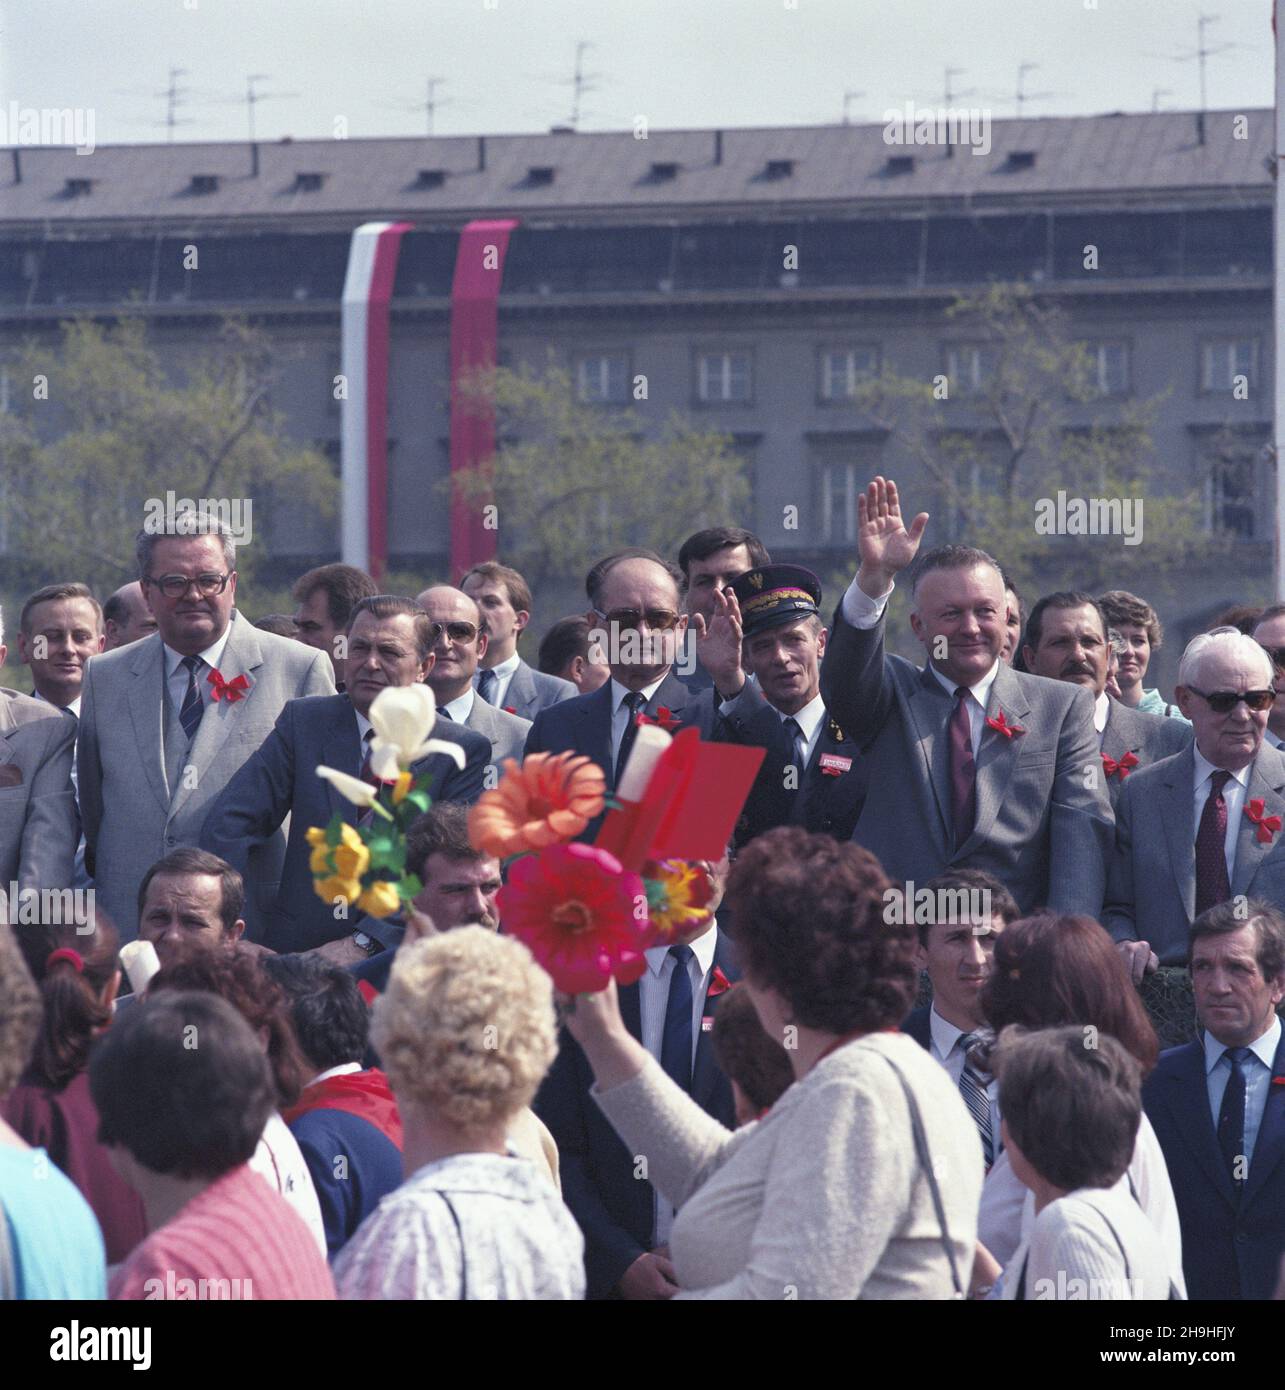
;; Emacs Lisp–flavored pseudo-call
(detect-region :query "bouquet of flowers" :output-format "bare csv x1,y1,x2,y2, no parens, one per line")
306,684,466,918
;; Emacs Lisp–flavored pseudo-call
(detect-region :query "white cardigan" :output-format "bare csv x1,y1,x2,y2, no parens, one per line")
593,1031,984,1299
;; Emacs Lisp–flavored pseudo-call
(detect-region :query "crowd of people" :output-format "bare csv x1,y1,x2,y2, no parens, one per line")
1,472,1284,1301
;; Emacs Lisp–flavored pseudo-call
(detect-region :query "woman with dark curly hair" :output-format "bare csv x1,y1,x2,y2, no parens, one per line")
974,911,1185,1297
563,826,985,1298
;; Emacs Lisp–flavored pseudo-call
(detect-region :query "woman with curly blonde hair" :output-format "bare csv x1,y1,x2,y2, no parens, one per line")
334,927,584,1299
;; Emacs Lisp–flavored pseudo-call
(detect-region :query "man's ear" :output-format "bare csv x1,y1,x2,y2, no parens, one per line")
0,643,7,671
418,651,436,682
1021,645,1036,671
477,630,489,662
95,633,106,654
815,627,828,661
513,609,530,635
230,918,246,944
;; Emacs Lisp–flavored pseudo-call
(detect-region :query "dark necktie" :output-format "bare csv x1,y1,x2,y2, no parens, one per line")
660,944,695,1093
357,729,378,827
1195,770,1233,916
957,1031,994,1168
179,655,205,743
1217,1045,1252,1190
477,667,499,705
614,691,646,788
949,686,977,850
782,715,805,784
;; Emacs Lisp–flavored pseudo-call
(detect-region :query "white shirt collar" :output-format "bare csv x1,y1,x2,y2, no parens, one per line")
779,692,825,743
610,674,667,710
1193,744,1253,793
1202,1015,1281,1074
644,921,719,978
440,687,475,725
307,1061,363,1087
929,659,1001,708
488,651,521,681
354,707,373,743
1094,690,1111,734
33,690,81,717
929,1002,981,1058
163,625,233,681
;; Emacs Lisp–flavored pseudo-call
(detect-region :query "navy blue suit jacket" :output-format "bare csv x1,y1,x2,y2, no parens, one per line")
901,1004,932,1050
1143,1029,1285,1300
201,693,489,953
533,931,739,1299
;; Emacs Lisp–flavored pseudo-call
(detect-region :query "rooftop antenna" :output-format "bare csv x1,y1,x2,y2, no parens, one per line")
378,77,451,135
1155,12,1237,145
565,41,600,130
204,74,299,174
940,67,976,158
1014,63,1057,118
842,89,866,125
1152,86,1173,112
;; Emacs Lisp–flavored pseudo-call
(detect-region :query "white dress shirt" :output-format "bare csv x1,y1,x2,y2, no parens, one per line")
477,651,521,709
1203,1015,1280,1167
927,1004,1001,1144
721,688,826,766
439,687,476,726
1191,746,1251,882
163,628,233,720
637,923,719,1246
842,576,999,758
1094,690,1111,740
608,675,667,770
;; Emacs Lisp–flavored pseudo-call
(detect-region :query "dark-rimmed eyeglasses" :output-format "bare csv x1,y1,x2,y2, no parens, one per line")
145,572,231,599
431,620,480,644
594,607,680,632
1186,687,1275,714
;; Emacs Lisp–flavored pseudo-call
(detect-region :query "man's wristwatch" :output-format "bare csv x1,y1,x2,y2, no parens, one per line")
351,930,381,957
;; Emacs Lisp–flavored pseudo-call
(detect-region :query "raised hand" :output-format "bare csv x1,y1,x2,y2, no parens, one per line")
690,586,745,697
856,476,930,597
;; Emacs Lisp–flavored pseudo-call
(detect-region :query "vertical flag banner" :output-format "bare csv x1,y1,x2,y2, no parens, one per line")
449,218,520,578
341,221,413,582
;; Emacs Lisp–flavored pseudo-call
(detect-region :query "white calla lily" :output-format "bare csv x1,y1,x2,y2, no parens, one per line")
368,685,467,769
316,766,393,818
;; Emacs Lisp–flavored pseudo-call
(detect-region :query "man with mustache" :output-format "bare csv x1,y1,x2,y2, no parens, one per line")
1021,591,1190,811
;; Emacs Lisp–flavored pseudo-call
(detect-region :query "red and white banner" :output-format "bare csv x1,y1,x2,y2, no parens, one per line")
340,220,413,582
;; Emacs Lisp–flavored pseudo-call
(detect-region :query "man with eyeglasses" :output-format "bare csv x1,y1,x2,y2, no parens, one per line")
524,549,716,826
202,595,488,956
1020,591,1190,811
78,515,335,941
1250,603,1285,753
415,585,531,769
1104,627,1285,981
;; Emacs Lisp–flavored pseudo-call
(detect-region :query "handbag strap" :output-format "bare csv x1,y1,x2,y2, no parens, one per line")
878,1052,964,1296
437,1191,468,1301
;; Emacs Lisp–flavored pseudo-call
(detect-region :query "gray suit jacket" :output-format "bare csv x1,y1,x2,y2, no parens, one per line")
77,610,335,940
1103,742,1285,965
464,693,532,771
0,689,77,896
819,605,1114,916
482,658,576,722
1100,700,1192,810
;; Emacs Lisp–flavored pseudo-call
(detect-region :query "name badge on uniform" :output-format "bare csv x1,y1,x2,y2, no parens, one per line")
819,753,853,777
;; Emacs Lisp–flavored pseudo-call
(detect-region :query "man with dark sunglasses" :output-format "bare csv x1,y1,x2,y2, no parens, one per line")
1105,627,1285,979
78,516,335,941
416,585,531,770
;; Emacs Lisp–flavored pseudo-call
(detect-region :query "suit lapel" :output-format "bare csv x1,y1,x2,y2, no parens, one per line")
507,661,535,714
962,666,1032,855
322,697,363,823
905,666,955,852
126,635,172,815
618,980,642,1043
1162,1040,1238,1208
581,682,616,788
1160,747,1198,921
1243,1031,1285,1206
0,695,16,762
1232,752,1285,898
1100,704,1137,762
690,934,736,1112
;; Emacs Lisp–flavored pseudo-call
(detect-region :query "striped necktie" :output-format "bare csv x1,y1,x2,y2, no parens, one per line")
477,667,499,705
957,1031,994,1168
179,655,205,743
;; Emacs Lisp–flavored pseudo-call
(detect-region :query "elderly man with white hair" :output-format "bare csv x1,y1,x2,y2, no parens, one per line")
1103,626,1285,981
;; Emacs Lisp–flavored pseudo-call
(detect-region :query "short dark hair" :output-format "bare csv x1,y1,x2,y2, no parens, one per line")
1189,898,1285,981
101,589,132,628
347,594,435,660
1023,591,1107,653
292,563,379,627
406,804,485,883
711,985,794,1114
909,545,1004,600
1099,590,1163,649
91,990,275,1179
136,512,235,579
585,548,683,610
676,528,771,587
137,848,245,938
460,561,533,617
981,913,1159,1076
1255,602,1285,633
993,1025,1141,1192
538,616,591,676
725,827,916,1034
262,954,369,1072
915,868,1020,947
1210,604,1263,636
253,613,297,637
20,582,102,635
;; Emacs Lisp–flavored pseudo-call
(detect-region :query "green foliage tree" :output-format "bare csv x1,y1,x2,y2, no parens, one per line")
451,359,750,592
0,315,337,595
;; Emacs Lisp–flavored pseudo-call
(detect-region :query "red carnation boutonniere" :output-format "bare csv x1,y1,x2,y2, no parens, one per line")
985,709,1025,740
1245,798,1283,845
707,965,732,999
1102,751,1139,781
637,705,682,732
207,668,250,703
1272,1075,1285,1088
503,706,518,715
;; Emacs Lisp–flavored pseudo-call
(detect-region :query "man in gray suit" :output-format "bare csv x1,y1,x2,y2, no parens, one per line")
460,561,576,718
818,476,1114,916
1104,628,1285,981
416,585,531,772
1021,590,1191,809
0,606,78,900
78,516,335,941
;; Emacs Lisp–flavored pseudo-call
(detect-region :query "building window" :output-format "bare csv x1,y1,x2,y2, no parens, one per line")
1201,337,1259,394
819,346,880,402
943,343,998,397
575,353,629,404
1082,341,1130,398
820,460,860,545
1206,446,1258,540
696,350,752,404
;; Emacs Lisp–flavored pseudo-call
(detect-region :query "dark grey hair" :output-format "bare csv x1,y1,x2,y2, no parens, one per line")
136,510,236,580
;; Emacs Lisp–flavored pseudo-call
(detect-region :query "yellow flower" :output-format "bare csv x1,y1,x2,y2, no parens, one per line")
356,879,402,918
337,822,365,851
392,770,414,805
315,875,362,909
332,839,370,882
305,826,328,847
309,844,334,876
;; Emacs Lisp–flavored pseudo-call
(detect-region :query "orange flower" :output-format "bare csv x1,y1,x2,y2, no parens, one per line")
469,753,606,859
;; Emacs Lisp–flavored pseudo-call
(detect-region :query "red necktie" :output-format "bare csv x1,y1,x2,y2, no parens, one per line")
949,687,976,851
1194,769,1232,915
